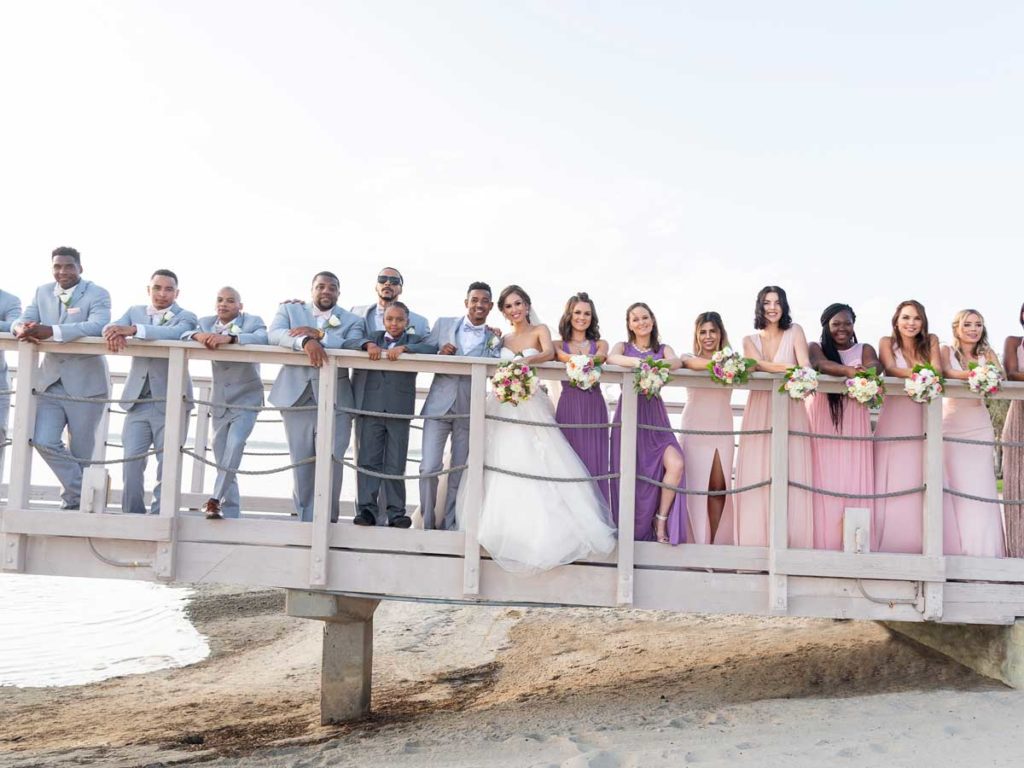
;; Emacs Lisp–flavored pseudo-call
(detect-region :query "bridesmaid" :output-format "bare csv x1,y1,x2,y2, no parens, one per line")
554,292,611,502
806,303,878,550
607,302,687,544
940,309,1005,557
733,286,814,548
1003,303,1024,558
679,311,736,544
875,300,945,554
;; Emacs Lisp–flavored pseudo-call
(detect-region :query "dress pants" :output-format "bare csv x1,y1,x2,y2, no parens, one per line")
356,416,410,522
33,381,105,509
210,407,258,518
281,384,352,522
121,400,191,515
418,412,470,531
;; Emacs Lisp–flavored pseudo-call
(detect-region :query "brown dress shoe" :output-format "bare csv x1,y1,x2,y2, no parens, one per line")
203,498,223,520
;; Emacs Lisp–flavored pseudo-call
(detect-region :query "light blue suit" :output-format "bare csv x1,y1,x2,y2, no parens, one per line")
112,303,198,514
418,316,501,530
0,289,22,481
268,302,368,522
184,313,268,518
16,279,111,509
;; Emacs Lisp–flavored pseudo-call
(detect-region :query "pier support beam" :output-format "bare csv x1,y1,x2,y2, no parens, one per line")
885,619,1024,688
286,590,380,724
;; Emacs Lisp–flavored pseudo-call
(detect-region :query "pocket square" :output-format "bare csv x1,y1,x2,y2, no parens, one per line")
67,307,82,315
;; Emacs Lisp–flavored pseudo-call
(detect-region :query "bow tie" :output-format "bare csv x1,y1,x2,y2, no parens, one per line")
313,308,334,320
461,322,485,334
384,334,397,344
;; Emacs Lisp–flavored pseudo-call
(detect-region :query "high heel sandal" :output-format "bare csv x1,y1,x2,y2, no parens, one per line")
654,513,670,544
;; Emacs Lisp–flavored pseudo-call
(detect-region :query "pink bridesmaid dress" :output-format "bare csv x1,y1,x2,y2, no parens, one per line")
942,349,1005,557
806,344,874,550
681,367,735,545
733,327,814,548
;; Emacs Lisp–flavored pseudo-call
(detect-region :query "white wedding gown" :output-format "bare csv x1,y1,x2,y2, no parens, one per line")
457,348,617,575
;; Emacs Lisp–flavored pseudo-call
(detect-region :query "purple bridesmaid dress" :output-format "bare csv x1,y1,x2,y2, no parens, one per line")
610,343,688,544
555,341,611,502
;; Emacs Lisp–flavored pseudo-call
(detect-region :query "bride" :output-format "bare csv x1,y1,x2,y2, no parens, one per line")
457,284,617,574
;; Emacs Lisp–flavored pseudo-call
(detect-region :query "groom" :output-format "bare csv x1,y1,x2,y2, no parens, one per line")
418,282,501,531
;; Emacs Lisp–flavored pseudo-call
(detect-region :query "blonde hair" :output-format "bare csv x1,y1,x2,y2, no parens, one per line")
950,308,992,367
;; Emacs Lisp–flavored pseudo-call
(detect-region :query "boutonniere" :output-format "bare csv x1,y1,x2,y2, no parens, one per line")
159,310,176,325
58,290,73,306
486,335,500,350
407,326,417,336
327,314,341,328
229,323,242,335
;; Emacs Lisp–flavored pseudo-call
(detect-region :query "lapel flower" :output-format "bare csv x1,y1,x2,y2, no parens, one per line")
486,334,499,350
59,291,73,306
327,314,341,328
407,326,417,336
160,309,176,325
229,323,242,335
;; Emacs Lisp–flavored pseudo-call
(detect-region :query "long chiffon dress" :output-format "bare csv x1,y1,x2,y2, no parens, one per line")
732,328,814,548
680,355,735,545
610,343,688,544
942,349,1005,557
805,344,874,551
555,340,611,503
874,347,926,553
1003,339,1024,558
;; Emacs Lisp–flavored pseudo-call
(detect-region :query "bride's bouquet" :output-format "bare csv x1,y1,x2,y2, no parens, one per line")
707,347,756,386
634,356,672,400
904,363,944,404
779,366,819,400
565,354,603,391
967,360,1003,401
845,367,885,409
492,361,539,407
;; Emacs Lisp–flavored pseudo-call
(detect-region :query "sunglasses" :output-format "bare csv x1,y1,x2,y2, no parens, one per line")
377,275,402,285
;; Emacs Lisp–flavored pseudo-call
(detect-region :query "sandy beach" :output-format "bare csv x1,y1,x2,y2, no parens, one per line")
1,585,1022,768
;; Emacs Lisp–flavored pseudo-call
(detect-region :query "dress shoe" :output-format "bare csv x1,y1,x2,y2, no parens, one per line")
388,515,412,528
352,510,376,526
203,498,223,520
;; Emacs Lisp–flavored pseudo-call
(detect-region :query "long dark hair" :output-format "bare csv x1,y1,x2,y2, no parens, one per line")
558,292,601,342
754,285,793,330
820,303,858,430
692,311,729,356
625,302,660,351
890,300,931,365
497,284,532,320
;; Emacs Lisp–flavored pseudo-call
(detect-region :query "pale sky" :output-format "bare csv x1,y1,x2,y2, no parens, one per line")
1,1,1022,353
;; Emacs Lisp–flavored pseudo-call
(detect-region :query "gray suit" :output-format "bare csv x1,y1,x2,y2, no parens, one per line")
268,302,367,522
0,289,22,481
355,330,438,522
185,313,268,518
113,303,199,514
418,316,500,530
15,280,111,509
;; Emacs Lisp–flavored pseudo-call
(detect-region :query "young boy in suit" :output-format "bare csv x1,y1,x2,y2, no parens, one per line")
354,301,437,527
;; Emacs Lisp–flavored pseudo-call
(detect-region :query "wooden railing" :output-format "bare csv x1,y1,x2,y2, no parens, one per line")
2,333,1023,625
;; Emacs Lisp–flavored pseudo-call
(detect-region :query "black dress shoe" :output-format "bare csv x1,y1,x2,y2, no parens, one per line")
388,515,412,528
352,511,376,526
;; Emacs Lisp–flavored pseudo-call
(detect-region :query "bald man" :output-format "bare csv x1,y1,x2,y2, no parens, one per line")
185,287,268,519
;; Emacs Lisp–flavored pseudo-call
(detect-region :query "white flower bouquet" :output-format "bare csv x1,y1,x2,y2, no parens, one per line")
634,356,672,400
565,354,603,391
492,361,539,406
967,360,1003,401
707,347,756,386
845,367,885,409
779,366,819,400
904,363,944,404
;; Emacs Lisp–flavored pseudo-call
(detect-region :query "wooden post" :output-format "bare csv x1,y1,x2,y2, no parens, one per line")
309,358,338,587
189,382,212,497
921,396,945,620
154,347,188,581
462,364,487,596
768,386,789,613
616,372,638,605
2,343,38,572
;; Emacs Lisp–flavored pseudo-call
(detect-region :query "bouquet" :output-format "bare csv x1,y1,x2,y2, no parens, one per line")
634,356,672,400
707,347,757,386
779,366,819,400
845,367,885,409
967,360,1003,401
492,361,539,406
904,363,944,404
565,354,603,391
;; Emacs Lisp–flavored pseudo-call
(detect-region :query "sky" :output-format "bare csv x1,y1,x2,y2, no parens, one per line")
1,1,1022,353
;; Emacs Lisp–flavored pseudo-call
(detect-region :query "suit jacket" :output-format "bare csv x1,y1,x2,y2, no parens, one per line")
16,280,111,397
350,303,431,338
113,303,199,411
421,316,501,416
356,330,438,413
267,302,367,408
0,289,21,391
184,313,268,418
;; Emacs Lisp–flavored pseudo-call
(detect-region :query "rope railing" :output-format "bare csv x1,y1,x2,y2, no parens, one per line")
790,430,926,443
788,480,927,500
180,446,315,475
0,388,14,396
34,389,163,405
334,456,466,480
942,487,1024,506
483,464,620,483
337,405,470,421
637,476,771,496
30,440,160,466
485,413,619,429
942,436,1024,448
185,397,316,413
637,424,771,437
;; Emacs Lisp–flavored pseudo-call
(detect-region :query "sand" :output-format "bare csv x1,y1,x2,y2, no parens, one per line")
1,584,1022,767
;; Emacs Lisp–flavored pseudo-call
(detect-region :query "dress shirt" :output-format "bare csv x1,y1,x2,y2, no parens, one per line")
457,318,487,354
